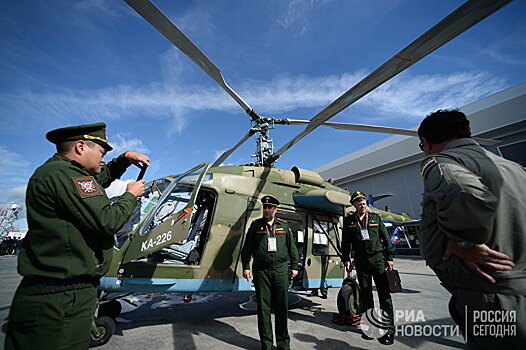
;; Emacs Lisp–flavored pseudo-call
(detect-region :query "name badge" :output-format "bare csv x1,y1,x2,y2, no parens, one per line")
268,237,277,252
361,228,370,241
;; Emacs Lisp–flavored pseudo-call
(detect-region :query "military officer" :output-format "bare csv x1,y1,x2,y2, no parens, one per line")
341,191,395,345
5,123,149,350
241,195,299,350
418,109,525,348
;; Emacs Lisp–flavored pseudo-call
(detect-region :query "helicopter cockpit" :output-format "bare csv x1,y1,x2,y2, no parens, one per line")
114,163,216,266
150,189,215,265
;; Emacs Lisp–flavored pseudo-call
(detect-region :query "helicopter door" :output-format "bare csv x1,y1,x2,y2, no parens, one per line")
302,214,340,290
121,162,210,264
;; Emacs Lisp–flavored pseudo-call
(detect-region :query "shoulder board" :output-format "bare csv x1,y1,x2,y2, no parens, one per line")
368,210,380,215
420,156,438,179
276,218,287,223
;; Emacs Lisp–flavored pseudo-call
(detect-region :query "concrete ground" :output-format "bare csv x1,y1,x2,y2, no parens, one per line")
0,255,465,349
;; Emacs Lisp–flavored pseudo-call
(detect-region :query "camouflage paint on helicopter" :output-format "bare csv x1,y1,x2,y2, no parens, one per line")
99,162,417,294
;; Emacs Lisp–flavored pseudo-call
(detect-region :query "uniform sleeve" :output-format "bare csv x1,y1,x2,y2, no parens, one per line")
341,216,352,262
379,216,394,261
424,158,497,244
95,153,131,188
241,222,256,270
50,169,137,238
286,224,299,270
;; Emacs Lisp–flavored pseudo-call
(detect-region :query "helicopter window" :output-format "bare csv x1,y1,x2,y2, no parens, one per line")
312,218,339,256
114,177,173,249
139,166,211,236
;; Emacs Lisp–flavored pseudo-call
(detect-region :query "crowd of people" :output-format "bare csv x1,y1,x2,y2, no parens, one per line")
0,237,22,256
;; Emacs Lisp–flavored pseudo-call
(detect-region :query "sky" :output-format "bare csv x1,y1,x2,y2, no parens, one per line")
1,0,525,228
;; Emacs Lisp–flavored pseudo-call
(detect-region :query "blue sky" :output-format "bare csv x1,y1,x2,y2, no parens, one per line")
1,0,525,227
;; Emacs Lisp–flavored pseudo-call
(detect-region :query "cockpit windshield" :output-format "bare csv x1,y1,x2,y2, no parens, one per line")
113,177,171,249
113,163,212,249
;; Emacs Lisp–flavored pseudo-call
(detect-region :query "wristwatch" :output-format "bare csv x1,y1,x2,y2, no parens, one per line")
457,241,477,249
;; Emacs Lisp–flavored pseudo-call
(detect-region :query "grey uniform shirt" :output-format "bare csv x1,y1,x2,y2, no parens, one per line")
419,138,526,292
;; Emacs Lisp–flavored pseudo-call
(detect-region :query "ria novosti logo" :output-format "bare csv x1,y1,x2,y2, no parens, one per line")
360,308,517,340
360,308,390,338
360,308,461,339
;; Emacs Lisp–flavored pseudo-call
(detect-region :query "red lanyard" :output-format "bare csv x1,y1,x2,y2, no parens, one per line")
355,211,368,229
265,223,276,237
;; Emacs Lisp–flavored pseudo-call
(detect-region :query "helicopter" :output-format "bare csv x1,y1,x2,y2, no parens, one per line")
89,0,509,346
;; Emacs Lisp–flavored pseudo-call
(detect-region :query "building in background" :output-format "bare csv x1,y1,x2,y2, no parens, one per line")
315,82,526,220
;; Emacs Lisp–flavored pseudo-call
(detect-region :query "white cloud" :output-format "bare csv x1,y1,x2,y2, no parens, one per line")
0,145,31,188
106,134,150,158
479,43,526,66
277,0,336,35
0,66,508,134
278,0,309,31
356,71,507,121
73,0,123,18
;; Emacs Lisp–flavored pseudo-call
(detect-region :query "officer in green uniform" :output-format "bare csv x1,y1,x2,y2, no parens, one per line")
418,109,525,348
241,195,299,350
5,123,150,350
341,191,395,345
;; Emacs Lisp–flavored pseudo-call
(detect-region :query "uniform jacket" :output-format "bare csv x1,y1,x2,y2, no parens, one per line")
18,153,137,280
341,210,394,263
241,217,299,270
419,138,526,292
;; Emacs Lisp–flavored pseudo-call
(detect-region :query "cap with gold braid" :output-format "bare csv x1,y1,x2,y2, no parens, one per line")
46,122,113,151
350,191,367,204
261,195,279,207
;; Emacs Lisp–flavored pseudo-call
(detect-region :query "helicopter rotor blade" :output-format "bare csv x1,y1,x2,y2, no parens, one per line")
211,130,256,167
267,0,511,164
285,119,501,145
124,0,258,119
285,119,418,136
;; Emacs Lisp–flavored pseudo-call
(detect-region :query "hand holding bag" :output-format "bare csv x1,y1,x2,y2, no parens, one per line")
386,268,402,293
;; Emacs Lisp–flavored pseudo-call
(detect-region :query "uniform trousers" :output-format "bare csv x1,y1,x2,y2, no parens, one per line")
5,279,97,350
253,263,290,350
355,251,395,335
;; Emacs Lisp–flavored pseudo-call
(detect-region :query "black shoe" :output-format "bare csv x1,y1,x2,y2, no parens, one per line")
378,333,394,345
309,290,318,297
320,294,328,299
361,334,374,340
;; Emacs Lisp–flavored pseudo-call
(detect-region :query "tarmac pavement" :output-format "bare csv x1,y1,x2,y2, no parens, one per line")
0,255,465,349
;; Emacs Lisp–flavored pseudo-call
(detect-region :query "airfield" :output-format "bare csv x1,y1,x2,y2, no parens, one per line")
0,255,464,349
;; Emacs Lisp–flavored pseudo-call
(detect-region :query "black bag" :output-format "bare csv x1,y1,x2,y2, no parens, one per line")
386,268,402,293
